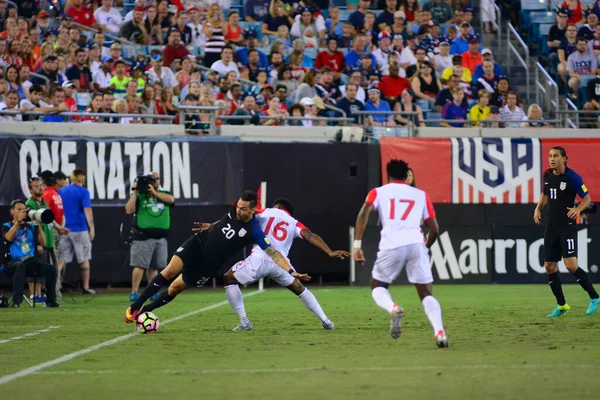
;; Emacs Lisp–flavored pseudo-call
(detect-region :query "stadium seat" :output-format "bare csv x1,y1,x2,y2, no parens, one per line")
339,9,352,22
416,99,432,112
76,92,92,109
371,127,411,138
122,44,142,61
239,22,264,40
425,111,442,127
537,23,553,57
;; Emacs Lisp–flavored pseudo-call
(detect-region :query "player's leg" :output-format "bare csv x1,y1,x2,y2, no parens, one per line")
140,274,189,313
147,238,167,301
561,227,600,315
407,244,448,348
224,266,253,331
284,278,335,330
545,227,569,317
371,247,405,339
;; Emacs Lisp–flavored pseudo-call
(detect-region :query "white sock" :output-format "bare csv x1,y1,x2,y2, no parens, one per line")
225,285,247,322
422,295,444,334
298,288,328,321
371,287,395,314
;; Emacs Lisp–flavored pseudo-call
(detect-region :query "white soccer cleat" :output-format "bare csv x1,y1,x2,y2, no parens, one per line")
389,304,404,339
232,322,253,331
322,319,335,330
435,330,449,348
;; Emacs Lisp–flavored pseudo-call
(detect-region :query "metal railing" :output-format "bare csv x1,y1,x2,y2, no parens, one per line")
353,110,420,138
194,64,256,87
0,109,175,122
29,72,50,88
72,21,138,47
507,23,530,103
534,62,559,119
480,1,502,49
555,108,600,129
562,99,579,128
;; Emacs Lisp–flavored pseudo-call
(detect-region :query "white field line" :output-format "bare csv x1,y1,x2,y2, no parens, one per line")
0,290,264,386
0,326,61,344
30,364,600,376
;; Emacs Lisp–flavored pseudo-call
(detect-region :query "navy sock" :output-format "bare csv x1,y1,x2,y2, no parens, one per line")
573,268,599,299
141,291,176,313
548,272,566,306
131,274,170,310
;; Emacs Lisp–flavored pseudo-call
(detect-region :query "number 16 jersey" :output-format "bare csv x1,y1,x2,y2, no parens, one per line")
364,182,436,250
251,208,308,261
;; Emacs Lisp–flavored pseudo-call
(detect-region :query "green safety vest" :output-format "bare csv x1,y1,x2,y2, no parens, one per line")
134,191,172,239
25,198,54,249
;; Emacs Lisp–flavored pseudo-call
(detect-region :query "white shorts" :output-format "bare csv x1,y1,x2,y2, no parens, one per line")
372,243,433,285
230,255,295,287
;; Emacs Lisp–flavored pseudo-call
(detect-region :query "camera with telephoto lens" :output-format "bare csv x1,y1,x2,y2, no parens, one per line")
134,174,156,194
25,208,55,225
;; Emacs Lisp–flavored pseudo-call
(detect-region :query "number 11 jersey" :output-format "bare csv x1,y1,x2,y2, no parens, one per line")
364,182,436,250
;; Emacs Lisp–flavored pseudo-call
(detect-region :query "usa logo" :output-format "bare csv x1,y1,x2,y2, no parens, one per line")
451,138,541,204
560,182,567,191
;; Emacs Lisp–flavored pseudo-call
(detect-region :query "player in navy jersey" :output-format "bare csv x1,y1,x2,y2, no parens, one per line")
125,190,304,322
534,146,600,317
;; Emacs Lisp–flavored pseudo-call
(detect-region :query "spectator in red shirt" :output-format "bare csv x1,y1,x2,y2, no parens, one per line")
40,170,69,236
315,38,345,79
162,29,191,68
66,0,97,28
461,38,482,74
62,81,78,113
378,62,410,103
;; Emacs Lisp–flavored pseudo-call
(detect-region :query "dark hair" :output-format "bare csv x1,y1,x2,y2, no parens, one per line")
386,159,410,181
5,89,18,98
288,103,305,116
72,168,86,178
54,171,67,180
240,190,258,208
114,59,126,67
74,47,86,57
550,146,568,165
273,198,295,216
40,170,56,186
10,199,25,209
576,36,586,44
29,84,43,94
407,167,416,187
28,176,40,189
248,48,258,56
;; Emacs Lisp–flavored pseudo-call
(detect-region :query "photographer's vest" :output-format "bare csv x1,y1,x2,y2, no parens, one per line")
133,192,171,239
3,223,36,261
25,198,54,249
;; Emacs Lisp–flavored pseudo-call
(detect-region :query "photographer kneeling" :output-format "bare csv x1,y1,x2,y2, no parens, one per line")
125,172,174,301
2,200,60,308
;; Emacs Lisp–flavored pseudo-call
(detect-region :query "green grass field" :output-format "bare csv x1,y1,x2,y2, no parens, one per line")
1,284,599,400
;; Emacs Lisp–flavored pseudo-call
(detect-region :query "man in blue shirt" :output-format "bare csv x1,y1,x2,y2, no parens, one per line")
336,83,366,125
472,48,503,82
235,31,269,68
365,88,394,126
244,0,270,22
450,23,481,55
345,35,377,72
2,200,59,307
349,0,371,30
58,169,96,295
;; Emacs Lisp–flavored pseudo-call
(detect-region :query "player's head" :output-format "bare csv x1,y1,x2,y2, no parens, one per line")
406,167,416,187
386,159,410,182
272,198,294,216
549,146,568,170
236,190,258,222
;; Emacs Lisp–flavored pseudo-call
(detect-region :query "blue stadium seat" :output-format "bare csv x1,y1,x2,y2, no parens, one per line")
538,24,553,57
75,92,92,110
339,9,352,22
425,111,442,127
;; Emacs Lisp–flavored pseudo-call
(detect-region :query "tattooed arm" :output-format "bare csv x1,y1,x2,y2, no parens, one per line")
265,246,311,281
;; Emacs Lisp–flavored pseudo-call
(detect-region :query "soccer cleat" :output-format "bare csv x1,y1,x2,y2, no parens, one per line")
389,304,404,339
586,298,600,315
547,303,570,318
232,322,253,331
82,288,97,295
322,319,335,330
129,292,139,302
44,302,61,308
35,295,45,304
125,307,141,324
435,330,449,348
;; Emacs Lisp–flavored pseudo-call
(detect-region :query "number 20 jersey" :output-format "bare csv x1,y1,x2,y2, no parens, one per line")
364,182,436,250
251,208,308,261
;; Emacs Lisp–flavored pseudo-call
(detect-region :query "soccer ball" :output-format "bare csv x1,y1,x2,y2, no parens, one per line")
136,312,159,334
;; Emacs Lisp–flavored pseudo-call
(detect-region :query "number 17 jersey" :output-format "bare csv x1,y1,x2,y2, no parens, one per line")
251,208,308,261
364,182,436,250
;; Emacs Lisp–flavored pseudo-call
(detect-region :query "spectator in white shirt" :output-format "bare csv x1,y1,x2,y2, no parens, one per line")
94,0,124,34
187,6,206,49
146,52,180,96
210,45,240,78
434,41,453,75
499,91,526,128
0,90,21,121
92,57,113,93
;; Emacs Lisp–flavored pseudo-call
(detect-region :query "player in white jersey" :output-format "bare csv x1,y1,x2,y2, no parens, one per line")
353,160,448,348
196,198,350,331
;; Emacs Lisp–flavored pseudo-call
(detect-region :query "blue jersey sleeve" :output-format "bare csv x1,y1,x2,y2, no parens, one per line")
251,217,271,250
82,188,92,208
567,169,589,198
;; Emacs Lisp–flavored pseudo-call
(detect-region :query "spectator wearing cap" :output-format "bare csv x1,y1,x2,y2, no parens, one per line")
62,81,79,114
291,7,326,48
350,0,372,30
236,31,269,68
120,6,150,44
450,23,480,55
365,87,395,126
296,97,318,126
422,0,454,24
472,48,503,82
147,52,180,96
162,29,191,68
31,55,62,86
35,12,52,37
378,62,410,103
388,11,408,38
314,66,339,105
66,0,98,29
108,60,131,96
336,83,366,126
92,57,113,93
66,47,93,92
345,35,376,72
202,4,228,67
461,39,482,74
187,7,206,48
377,0,399,31
94,0,123,34
316,38,346,78
434,41,452,74
399,33,418,70
435,74,468,112
245,0,271,22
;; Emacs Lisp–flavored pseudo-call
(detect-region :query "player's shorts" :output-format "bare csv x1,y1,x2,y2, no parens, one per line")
230,255,295,287
130,238,168,270
544,224,578,262
58,231,92,264
372,243,433,285
174,236,212,288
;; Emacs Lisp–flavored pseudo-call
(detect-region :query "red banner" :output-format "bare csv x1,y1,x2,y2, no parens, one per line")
380,138,598,204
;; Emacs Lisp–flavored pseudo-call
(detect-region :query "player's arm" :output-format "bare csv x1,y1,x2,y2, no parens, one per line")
301,228,350,260
192,221,218,232
424,217,439,249
353,202,374,265
568,194,592,219
534,192,548,224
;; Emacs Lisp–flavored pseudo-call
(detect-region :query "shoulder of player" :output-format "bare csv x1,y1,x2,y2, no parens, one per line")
564,167,583,182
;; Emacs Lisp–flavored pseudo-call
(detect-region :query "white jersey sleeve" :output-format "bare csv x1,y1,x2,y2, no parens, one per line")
251,208,308,260
365,182,436,250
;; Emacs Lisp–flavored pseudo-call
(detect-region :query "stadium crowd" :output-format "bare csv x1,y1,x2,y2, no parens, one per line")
0,0,551,132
